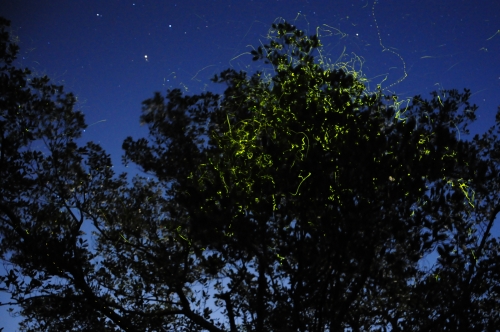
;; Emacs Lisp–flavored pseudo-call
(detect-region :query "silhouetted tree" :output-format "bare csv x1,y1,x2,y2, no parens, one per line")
2,16,500,331
0,17,131,331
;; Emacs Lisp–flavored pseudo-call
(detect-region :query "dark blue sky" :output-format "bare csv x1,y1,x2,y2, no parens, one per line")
1,0,499,329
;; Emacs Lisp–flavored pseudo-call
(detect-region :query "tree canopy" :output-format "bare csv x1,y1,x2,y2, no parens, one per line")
2,16,500,331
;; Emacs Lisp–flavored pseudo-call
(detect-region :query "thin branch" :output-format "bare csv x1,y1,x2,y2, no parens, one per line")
216,292,237,332
476,204,500,257
176,284,225,332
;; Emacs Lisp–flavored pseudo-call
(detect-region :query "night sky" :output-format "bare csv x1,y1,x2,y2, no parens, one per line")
1,0,500,329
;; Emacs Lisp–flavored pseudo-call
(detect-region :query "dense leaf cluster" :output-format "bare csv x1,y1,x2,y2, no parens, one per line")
2,17,500,331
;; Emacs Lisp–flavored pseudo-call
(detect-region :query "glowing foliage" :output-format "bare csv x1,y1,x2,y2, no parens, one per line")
120,20,500,331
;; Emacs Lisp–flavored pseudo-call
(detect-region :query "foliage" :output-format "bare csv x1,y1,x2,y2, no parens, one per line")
0,17,129,331
3,16,500,331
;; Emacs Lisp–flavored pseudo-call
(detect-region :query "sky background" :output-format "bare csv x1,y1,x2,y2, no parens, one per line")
1,0,499,329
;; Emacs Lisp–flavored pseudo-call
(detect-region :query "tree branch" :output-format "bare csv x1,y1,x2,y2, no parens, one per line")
176,284,225,332
216,292,238,332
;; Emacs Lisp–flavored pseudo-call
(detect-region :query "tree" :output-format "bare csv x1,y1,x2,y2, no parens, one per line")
0,17,129,331
2,16,500,331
